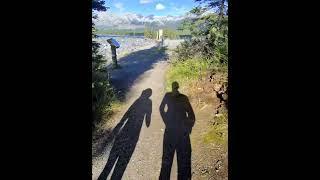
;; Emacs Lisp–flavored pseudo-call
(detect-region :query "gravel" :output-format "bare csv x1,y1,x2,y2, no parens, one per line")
93,35,185,67
93,35,158,66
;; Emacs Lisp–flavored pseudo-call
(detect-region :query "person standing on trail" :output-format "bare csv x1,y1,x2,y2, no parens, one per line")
159,81,195,180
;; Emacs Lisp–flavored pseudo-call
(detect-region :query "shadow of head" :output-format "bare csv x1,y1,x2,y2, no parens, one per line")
172,81,179,95
172,81,179,90
141,88,152,99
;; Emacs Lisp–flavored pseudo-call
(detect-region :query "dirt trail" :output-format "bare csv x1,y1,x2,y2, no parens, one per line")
93,42,179,180
92,40,226,180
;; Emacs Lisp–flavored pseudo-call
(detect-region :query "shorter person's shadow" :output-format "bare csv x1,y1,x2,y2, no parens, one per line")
98,88,152,180
159,82,195,180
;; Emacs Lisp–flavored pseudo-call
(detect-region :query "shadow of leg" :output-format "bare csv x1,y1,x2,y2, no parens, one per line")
111,156,130,180
177,134,192,180
110,148,134,180
98,144,120,180
159,132,176,180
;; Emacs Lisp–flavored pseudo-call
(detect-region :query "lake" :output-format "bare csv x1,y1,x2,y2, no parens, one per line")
96,34,145,39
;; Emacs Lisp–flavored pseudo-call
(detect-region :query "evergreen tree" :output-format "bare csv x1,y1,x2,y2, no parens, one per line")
92,0,114,123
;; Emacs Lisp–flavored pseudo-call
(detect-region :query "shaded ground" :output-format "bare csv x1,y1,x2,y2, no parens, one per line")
109,44,168,100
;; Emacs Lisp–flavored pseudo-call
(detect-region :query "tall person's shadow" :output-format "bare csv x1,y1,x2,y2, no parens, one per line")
98,88,152,180
159,82,195,180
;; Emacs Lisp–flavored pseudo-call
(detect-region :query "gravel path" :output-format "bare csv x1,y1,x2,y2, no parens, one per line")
92,39,183,180
92,38,228,180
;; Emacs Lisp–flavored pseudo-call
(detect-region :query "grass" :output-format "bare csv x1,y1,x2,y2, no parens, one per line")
165,58,211,91
94,98,123,131
203,113,228,148
104,100,122,119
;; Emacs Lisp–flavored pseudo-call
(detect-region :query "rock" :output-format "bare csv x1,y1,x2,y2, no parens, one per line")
215,159,223,172
215,114,223,117
222,93,228,101
213,84,222,92
217,103,227,114
201,167,209,175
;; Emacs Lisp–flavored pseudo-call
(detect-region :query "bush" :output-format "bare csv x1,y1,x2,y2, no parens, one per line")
144,28,179,40
163,28,177,39
92,37,115,124
166,58,211,91
174,14,228,68
92,70,115,123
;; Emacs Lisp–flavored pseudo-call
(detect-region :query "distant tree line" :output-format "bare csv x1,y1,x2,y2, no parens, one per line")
144,28,191,40
96,28,145,36
97,27,191,40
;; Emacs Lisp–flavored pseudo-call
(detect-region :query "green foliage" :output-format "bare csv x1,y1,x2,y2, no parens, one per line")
167,0,228,149
92,70,116,121
174,0,228,65
163,28,177,39
92,1,115,124
97,27,190,40
168,10,228,87
174,12,228,66
92,0,107,11
144,28,158,39
96,28,145,36
195,0,228,16
144,27,190,40
203,113,228,148
166,58,211,91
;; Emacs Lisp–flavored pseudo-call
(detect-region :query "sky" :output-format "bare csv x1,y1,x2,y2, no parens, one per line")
104,0,198,16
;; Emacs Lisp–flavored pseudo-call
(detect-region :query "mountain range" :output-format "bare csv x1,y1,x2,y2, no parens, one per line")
94,12,196,30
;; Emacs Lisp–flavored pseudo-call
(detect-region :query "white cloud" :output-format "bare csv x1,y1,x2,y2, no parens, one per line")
155,3,165,10
114,2,124,12
140,0,153,4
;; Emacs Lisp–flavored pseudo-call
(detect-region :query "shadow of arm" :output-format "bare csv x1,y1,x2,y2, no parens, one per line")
159,94,168,124
185,97,195,133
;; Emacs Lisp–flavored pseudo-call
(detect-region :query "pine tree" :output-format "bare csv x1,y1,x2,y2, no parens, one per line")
92,0,114,123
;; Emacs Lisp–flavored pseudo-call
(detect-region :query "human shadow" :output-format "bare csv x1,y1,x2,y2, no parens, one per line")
159,82,195,180
98,88,153,180
108,44,168,101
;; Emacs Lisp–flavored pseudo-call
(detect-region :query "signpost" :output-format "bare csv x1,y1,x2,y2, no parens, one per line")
106,38,120,68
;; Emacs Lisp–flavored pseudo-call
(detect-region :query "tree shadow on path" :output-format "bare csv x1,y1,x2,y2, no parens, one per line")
98,88,152,180
159,81,195,180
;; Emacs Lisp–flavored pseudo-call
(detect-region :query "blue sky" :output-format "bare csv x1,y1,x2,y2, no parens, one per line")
105,0,198,16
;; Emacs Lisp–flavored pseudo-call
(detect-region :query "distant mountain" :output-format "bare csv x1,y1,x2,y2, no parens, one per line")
94,12,196,30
